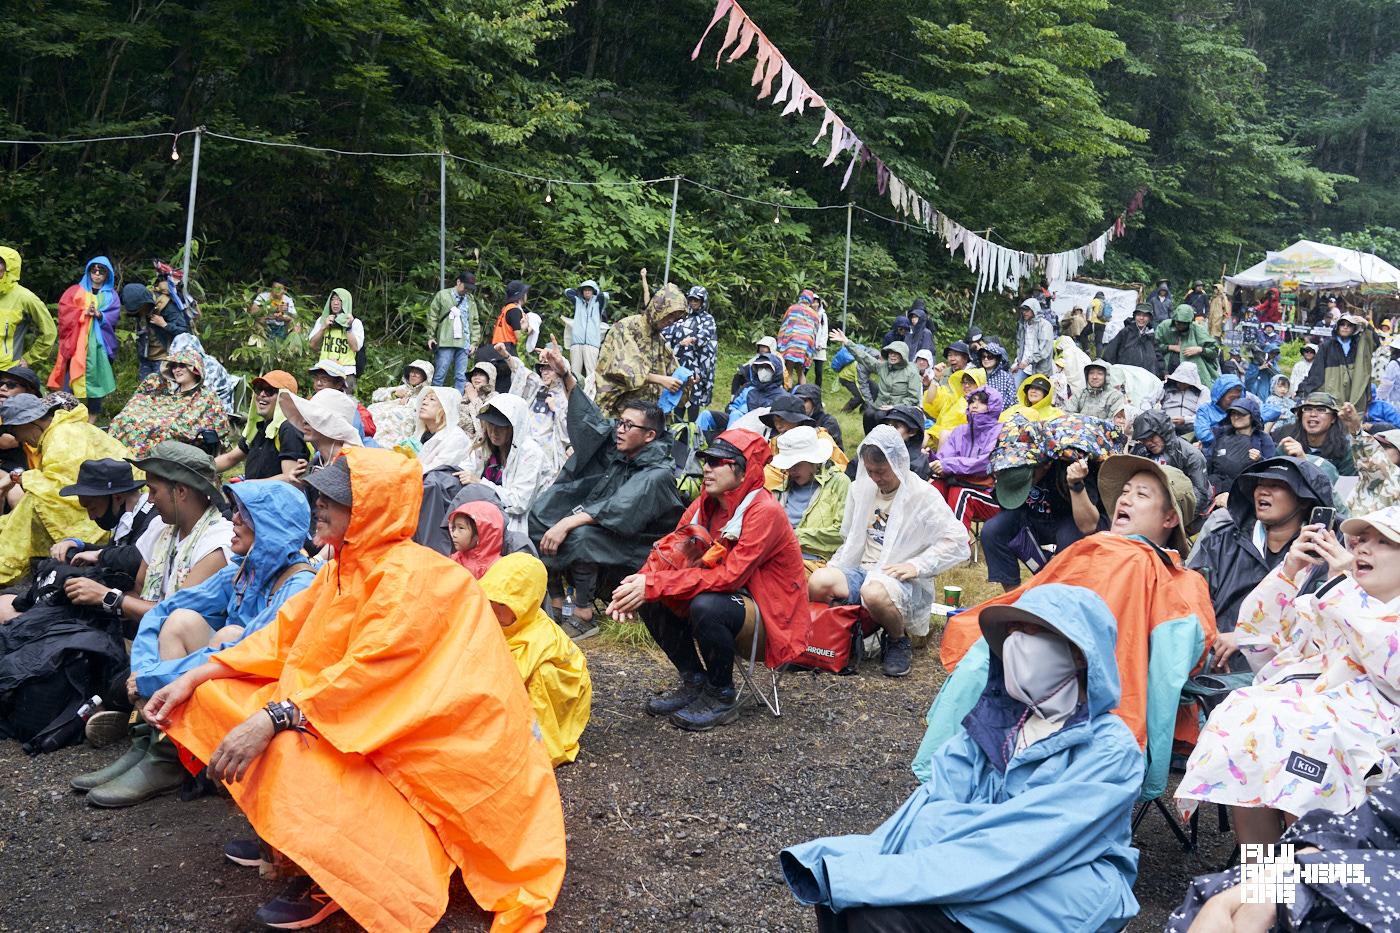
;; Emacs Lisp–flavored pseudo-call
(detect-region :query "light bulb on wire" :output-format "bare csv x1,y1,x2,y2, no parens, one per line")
170,140,180,162
772,206,781,225
544,181,553,204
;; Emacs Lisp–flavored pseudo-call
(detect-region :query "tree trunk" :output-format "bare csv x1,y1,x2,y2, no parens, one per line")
583,0,604,81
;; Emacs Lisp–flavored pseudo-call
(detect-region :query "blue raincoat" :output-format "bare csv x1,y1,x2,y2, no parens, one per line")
131,480,315,696
781,584,1144,932
1193,374,1246,447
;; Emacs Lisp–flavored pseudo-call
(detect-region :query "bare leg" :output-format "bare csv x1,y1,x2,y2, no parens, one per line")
207,624,245,650
157,608,216,659
860,580,906,639
0,594,18,624
808,567,849,604
1232,806,1286,849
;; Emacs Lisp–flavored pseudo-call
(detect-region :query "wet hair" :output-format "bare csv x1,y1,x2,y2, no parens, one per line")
860,445,890,467
621,401,664,435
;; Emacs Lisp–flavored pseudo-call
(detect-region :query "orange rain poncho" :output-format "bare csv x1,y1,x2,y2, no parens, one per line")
165,447,566,933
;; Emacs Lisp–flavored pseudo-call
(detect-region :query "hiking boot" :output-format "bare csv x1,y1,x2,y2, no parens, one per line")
670,685,740,732
71,725,150,792
225,839,270,869
645,672,707,717
86,734,185,808
85,709,130,748
881,635,914,678
254,875,341,929
560,615,600,642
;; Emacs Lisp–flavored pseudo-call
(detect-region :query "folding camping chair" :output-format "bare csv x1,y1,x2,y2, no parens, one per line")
734,595,781,717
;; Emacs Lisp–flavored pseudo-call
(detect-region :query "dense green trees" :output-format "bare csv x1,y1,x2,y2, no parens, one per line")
2,0,1398,352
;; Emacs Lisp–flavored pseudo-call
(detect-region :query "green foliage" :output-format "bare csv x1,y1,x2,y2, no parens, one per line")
2,0,1399,382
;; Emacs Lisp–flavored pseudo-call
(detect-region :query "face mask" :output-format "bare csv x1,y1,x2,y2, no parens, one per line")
94,497,121,531
1000,629,1081,723
755,368,775,384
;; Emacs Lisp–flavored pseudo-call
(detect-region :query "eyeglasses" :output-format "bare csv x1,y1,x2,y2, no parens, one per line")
616,420,650,434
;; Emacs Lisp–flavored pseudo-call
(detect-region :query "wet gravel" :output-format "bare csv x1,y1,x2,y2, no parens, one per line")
0,638,1236,931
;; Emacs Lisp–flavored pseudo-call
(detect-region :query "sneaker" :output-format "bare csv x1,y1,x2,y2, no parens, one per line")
670,685,740,732
253,876,341,929
85,709,130,748
645,673,707,717
224,839,269,869
560,615,599,642
881,635,913,678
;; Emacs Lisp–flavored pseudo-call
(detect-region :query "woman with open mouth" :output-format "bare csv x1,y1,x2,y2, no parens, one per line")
1176,504,1400,849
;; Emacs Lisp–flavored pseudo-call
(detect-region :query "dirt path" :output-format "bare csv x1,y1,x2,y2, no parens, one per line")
1,639,1234,931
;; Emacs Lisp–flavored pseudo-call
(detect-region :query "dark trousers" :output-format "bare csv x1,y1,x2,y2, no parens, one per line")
981,505,1086,587
815,905,971,933
813,359,824,388
640,592,747,689
546,561,626,606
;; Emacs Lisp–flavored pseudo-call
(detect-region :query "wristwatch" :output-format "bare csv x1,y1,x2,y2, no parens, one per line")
1069,481,1086,493
101,588,123,615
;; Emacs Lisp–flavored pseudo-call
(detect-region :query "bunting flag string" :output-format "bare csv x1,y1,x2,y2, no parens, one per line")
692,0,1146,292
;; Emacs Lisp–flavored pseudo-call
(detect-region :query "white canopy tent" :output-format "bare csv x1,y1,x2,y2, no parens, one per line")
1226,239,1400,292
1046,279,1141,345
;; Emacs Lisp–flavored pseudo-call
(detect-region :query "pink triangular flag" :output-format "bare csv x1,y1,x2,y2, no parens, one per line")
691,0,735,60
714,6,744,67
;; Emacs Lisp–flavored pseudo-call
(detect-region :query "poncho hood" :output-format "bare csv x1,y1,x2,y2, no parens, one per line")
701,428,771,517
480,552,547,638
321,287,354,319
447,499,505,579
644,282,686,330
228,479,312,594
0,246,20,296
339,447,422,572
80,256,117,298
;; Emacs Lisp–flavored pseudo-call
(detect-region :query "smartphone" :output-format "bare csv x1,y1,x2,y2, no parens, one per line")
1309,506,1336,529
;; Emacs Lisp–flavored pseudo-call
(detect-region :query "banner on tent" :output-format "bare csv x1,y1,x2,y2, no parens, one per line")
1265,248,1338,279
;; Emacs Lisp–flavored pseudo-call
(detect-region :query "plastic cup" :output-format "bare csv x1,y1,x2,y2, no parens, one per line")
943,585,963,608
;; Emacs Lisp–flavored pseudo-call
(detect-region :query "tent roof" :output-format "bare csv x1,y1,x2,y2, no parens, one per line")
1046,280,1140,344
1226,239,1400,291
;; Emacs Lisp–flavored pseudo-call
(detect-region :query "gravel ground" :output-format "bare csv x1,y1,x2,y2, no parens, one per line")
1,636,1237,932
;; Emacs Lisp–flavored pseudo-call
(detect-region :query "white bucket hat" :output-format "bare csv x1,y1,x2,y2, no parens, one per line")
771,424,835,470
278,388,363,447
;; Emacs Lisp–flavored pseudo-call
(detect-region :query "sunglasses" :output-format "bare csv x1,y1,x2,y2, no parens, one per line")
698,454,736,469
0,379,25,390
253,385,280,397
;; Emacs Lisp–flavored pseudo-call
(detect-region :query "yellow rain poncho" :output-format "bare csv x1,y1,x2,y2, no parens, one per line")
999,373,1065,423
924,368,986,446
479,553,592,767
0,405,130,585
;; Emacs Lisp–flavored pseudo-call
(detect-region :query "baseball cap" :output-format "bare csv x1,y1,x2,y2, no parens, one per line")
1340,506,1400,545
995,465,1035,510
309,359,351,381
252,370,299,395
698,436,748,470
1295,391,1340,412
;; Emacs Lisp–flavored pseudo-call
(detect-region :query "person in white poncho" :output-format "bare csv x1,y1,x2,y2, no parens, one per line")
367,359,434,450
458,393,548,536
809,425,970,677
414,385,473,474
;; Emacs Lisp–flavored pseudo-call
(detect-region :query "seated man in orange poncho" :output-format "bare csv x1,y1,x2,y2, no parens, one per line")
913,454,1217,804
143,448,565,933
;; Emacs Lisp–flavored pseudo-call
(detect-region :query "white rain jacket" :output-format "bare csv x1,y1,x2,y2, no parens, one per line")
416,386,474,473
462,392,549,536
828,425,969,636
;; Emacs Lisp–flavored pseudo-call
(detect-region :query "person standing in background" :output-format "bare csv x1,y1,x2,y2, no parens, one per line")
564,279,609,381
428,271,480,392
49,256,120,420
308,288,364,376
0,247,56,373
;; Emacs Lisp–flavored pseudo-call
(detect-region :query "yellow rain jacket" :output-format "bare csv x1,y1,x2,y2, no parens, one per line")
166,448,566,933
999,373,1065,422
0,405,130,585
480,553,592,767
0,246,57,371
924,368,986,446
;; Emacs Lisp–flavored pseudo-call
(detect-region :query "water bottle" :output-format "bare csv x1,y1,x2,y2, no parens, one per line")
76,695,104,722
562,589,575,625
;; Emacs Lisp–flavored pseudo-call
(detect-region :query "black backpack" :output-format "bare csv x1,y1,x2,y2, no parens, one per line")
0,560,129,754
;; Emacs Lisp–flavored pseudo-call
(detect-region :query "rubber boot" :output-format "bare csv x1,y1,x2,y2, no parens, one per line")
87,732,186,808
71,724,151,792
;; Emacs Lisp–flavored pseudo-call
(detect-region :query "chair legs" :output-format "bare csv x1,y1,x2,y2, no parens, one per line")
734,599,781,717
1132,797,1196,852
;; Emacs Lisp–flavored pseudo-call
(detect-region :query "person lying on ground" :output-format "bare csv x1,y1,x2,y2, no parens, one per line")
1176,505,1400,848
609,429,808,731
215,370,310,481
809,426,969,679
480,553,591,767
0,395,131,586
529,347,684,641
772,426,850,569
71,480,313,809
784,585,1145,933
141,449,567,932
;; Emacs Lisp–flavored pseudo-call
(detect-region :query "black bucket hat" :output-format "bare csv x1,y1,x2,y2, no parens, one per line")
0,365,42,396
60,458,145,498
760,394,814,429
881,405,925,436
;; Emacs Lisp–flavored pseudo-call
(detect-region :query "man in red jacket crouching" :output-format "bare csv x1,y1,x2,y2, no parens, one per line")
608,429,809,731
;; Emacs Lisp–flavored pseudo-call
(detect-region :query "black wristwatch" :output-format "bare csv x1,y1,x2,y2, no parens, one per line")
1069,481,1086,493
101,588,123,615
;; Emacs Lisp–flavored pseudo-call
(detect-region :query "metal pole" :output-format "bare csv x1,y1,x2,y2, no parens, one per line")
439,152,447,291
842,202,853,331
662,176,680,286
180,127,202,304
